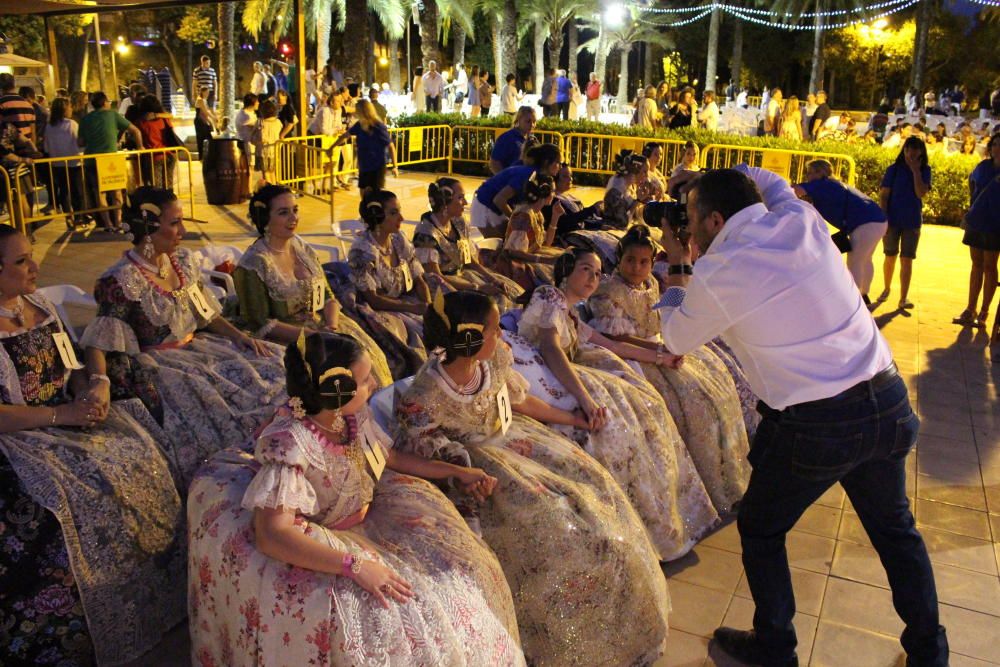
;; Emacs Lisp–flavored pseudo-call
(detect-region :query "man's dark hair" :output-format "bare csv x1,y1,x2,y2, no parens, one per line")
0,73,15,92
18,86,36,100
689,169,762,222
90,91,109,109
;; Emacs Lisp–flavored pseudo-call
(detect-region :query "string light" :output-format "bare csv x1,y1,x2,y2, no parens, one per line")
963,0,1000,6
638,8,715,26
725,0,918,30
632,0,920,30
639,0,913,20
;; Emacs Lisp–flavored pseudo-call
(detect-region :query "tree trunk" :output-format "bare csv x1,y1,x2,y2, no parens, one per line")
343,0,370,80
62,23,93,92
911,0,932,92
547,26,564,72
218,2,235,121
317,9,331,72
159,33,186,108
595,24,608,90
453,24,466,65
491,16,503,83
731,17,743,90
367,12,377,85
419,0,441,67
643,43,653,91
500,0,517,81
567,20,578,83
705,7,721,95
808,0,824,94
533,19,545,93
616,43,631,107
389,38,402,92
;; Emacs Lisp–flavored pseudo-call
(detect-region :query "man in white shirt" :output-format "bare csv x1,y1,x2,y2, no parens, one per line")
452,62,468,109
250,62,267,96
697,90,720,132
763,87,783,136
422,60,445,113
655,167,949,667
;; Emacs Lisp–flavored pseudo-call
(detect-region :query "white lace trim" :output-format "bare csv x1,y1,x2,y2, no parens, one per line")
518,286,575,351
238,236,324,312
79,316,142,354
0,293,71,406
241,463,320,515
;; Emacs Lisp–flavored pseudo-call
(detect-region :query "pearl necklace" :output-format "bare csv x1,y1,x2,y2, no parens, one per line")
439,362,483,395
0,296,26,327
128,250,171,280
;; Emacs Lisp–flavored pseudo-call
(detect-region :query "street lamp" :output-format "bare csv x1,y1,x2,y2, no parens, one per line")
110,36,128,95
605,3,626,28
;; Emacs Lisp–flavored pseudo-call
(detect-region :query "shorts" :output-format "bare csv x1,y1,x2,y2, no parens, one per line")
882,226,920,259
962,229,1000,252
357,168,386,192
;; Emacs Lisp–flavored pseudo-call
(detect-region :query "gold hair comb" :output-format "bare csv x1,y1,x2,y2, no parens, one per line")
296,328,312,378
317,366,353,385
140,202,161,217
432,288,450,329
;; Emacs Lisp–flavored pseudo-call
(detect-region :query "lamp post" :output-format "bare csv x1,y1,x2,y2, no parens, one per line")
110,37,128,96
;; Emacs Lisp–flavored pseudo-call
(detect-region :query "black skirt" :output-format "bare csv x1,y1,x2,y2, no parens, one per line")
962,228,1000,252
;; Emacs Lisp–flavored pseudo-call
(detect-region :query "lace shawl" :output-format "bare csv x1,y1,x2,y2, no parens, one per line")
587,273,661,339
518,285,593,356
0,293,72,406
348,230,425,298
413,211,476,274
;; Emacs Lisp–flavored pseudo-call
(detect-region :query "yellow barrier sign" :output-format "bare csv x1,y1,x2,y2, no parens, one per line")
409,127,424,153
760,152,791,179
95,153,128,192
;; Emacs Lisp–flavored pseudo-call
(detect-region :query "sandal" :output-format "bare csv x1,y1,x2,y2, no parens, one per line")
975,311,989,329
953,308,976,326
876,289,890,302
899,299,915,310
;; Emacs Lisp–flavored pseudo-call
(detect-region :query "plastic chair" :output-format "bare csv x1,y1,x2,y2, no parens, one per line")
195,245,244,299
36,284,97,343
308,242,341,264
370,376,414,432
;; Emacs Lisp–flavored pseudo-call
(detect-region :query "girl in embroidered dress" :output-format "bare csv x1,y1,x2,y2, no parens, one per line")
395,290,671,665
603,150,647,228
232,184,392,388
0,226,184,666
81,187,286,490
505,249,719,560
491,174,564,296
345,189,431,379
188,331,524,666
413,177,524,311
637,142,669,203
587,225,750,512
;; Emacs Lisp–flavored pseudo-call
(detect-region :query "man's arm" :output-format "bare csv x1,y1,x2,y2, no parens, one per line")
734,164,799,211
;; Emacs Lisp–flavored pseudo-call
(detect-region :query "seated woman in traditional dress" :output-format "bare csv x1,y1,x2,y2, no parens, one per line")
490,174,564,296
469,143,564,239
413,177,523,311
345,189,431,380
505,249,719,560
603,150,647,228
637,142,669,202
587,225,750,513
81,186,285,489
0,225,184,666
395,290,670,665
231,184,392,388
188,331,524,666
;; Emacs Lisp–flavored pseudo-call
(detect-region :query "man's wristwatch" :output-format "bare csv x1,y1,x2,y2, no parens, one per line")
667,264,694,275
342,553,363,576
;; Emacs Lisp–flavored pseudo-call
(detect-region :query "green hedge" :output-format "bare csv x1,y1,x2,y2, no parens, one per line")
394,112,980,226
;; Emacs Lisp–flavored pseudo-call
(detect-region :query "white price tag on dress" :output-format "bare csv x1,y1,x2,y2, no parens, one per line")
52,332,84,370
399,261,413,293
456,239,473,266
496,383,513,436
189,285,215,320
360,420,387,481
311,279,326,313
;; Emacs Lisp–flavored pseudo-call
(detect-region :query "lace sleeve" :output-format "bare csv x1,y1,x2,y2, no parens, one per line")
396,234,425,279
587,287,639,337
79,316,142,354
518,285,571,346
347,246,379,293
493,343,530,405
503,212,533,252
241,427,320,515
412,228,441,266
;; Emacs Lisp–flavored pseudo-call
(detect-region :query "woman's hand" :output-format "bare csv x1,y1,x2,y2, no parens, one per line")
408,302,428,316
656,350,684,369
551,199,565,220
81,380,112,416
905,152,922,173
578,395,609,432
235,332,274,357
56,400,103,429
349,559,414,608
455,468,498,502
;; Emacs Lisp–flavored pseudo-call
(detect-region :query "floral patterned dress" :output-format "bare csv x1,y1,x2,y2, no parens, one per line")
394,345,670,666
346,230,427,380
231,236,392,389
491,207,555,295
508,285,719,560
705,338,761,442
187,410,524,667
413,211,524,312
588,273,750,513
80,248,286,491
0,293,185,666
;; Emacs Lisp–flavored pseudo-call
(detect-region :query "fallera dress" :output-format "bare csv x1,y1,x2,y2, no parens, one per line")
187,409,524,667
394,344,671,666
231,235,392,388
80,247,286,490
507,285,719,560
491,208,556,295
346,230,428,379
588,273,750,513
0,293,185,666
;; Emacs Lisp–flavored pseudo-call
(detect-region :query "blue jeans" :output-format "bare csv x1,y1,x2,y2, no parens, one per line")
738,372,948,666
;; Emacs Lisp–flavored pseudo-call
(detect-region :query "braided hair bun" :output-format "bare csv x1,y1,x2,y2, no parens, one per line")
522,173,554,204
285,331,364,414
248,184,293,236
359,189,399,229
123,186,178,245
428,177,461,212
423,290,494,363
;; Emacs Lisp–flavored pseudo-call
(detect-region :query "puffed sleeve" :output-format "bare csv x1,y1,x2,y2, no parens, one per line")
587,283,639,337
347,244,380,293
518,285,572,346
412,228,441,266
80,275,142,354
493,342,529,405
503,211,533,252
241,427,319,515
396,233,425,279
233,265,279,338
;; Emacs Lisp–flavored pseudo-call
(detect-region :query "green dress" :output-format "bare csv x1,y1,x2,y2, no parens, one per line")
232,236,393,388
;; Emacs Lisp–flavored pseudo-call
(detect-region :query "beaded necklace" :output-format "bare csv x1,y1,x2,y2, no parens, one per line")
127,250,188,299
0,296,26,327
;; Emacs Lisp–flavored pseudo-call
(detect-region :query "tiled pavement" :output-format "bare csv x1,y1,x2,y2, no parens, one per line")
21,164,1000,666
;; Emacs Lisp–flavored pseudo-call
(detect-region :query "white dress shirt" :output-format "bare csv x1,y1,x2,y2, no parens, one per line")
658,166,893,410
697,101,720,131
423,71,445,98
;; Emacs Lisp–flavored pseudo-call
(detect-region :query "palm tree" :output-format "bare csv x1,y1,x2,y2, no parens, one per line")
419,0,442,65
910,0,938,93
768,0,866,94
705,5,722,94
218,2,236,118
580,9,673,106
438,0,476,65
528,0,590,71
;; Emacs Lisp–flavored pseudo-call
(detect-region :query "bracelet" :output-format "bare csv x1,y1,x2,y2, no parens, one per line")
50,407,58,426
667,264,694,275
89,373,111,385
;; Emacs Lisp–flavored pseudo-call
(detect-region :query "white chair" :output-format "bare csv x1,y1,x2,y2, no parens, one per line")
196,245,244,300
308,242,341,264
330,219,367,253
475,237,503,263
36,284,97,343
370,376,414,432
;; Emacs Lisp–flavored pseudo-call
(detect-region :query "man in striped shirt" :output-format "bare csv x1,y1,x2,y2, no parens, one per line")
0,74,36,144
193,56,217,109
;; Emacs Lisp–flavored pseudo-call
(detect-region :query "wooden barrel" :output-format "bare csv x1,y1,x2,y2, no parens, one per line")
202,138,250,205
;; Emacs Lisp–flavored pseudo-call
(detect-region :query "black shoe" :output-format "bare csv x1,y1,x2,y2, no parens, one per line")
712,627,798,667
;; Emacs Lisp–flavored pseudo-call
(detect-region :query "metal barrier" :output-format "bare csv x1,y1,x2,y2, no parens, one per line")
16,146,197,232
274,135,339,229
451,125,564,170
747,96,762,109
562,132,688,176
390,124,452,171
699,144,857,185
0,165,24,233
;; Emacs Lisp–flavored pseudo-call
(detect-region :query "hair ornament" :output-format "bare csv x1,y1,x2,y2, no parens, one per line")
253,200,268,209
139,202,162,217
296,328,312,379
288,396,306,419
317,366,353,385
432,288,450,329
366,201,384,211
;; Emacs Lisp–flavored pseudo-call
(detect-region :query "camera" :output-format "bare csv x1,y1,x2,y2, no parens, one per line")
643,198,691,245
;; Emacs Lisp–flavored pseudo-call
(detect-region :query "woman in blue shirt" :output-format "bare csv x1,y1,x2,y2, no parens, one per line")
331,99,397,195
962,176,1000,357
956,137,1000,328
795,159,887,306
878,136,931,310
469,142,562,239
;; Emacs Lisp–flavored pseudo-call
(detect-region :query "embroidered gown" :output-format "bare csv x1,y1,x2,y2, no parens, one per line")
507,285,719,560
0,293,185,666
588,273,750,512
231,235,392,388
395,345,671,666
491,208,556,295
345,230,428,379
187,410,524,667
413,210,524,312
80,248,286,490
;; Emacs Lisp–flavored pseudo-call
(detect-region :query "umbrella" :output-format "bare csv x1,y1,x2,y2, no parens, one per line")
0,53,48,69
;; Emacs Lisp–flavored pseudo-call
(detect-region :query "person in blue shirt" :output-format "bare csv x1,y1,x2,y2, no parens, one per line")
877,136,931,310
470,142,562,239
961,176,1000,356
795,159,887,306
556,70,572,120
331,100,397,195
955,137,1000,329
488,106,536,174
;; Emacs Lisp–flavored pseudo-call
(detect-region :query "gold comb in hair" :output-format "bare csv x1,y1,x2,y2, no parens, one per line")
317,366,353,385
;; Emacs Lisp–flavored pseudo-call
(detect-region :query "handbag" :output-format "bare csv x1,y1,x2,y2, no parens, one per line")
830,230,852,253
161,119,184,148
